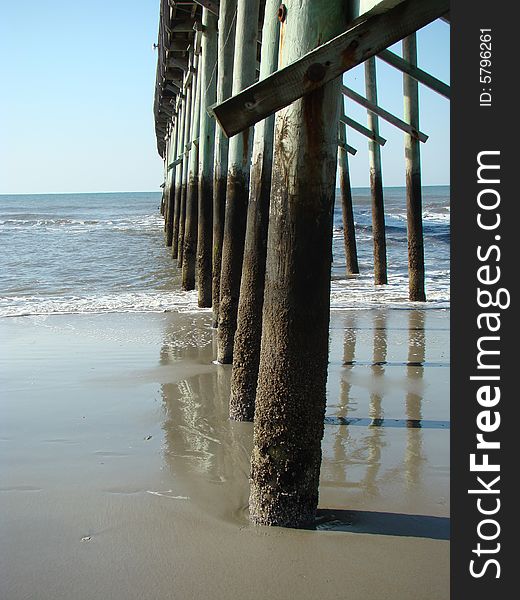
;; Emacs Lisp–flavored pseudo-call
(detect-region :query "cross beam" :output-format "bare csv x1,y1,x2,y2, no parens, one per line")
209,0,449,137
378,49,450,99
340,115,387,146
342,85,428,142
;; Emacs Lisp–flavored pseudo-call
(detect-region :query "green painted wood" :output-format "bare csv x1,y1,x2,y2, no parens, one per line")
342,84,428,142
338,104,359,275
177,51,197,266
378,48,450,99
229,0,281,421
182,51,202,290
209,0,449,137
172,97,186,258
216,0,260,364
212,0,238,327
365,56,388,285
403,34,426,301
249,0,348,528
196,9,219,308
340,114,386,145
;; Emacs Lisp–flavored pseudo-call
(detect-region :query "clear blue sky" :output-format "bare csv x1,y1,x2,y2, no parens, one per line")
0,2,449,194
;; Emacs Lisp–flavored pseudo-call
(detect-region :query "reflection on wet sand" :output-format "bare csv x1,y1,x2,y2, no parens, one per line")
160,324,252,524
158,309,449,534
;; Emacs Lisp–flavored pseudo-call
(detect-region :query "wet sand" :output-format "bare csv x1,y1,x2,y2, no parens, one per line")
1,309,449,599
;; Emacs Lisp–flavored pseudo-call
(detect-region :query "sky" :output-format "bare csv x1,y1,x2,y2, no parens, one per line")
0,1,450,195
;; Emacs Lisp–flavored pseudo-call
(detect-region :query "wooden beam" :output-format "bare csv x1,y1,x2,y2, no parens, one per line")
193,0,220,16
340,115,386,145
378,49,450,99
209,0,449,137
342,84,428,142
337,139,357,155
167,56,189,70
171,20,196,32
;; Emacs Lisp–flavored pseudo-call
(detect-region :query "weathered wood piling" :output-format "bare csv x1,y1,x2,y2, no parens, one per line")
338,106,359,275
182,41,202,290
177,50,197,267
403,34,426,301
229,0,280,422
153,0,450,529
365,57,388,285
212,0,237,327
216,0,260,364
248,0,348,527
196,9,218,308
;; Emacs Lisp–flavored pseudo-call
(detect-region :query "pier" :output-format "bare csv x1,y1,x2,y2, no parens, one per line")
154,0,450,527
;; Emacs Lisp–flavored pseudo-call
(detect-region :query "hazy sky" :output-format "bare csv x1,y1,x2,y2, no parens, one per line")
0,1,449,194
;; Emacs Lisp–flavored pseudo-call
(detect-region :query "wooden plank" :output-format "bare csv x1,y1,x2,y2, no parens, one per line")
340,115,386,145
342,84,428,142
209,0,449,137
378,49,450,99
167,56,189,70
337,139,358,156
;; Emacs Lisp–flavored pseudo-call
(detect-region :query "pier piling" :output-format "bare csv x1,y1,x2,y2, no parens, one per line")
196,9,218,308
403,34,426,301
229,0,280,421
182,44,202,290
365,57,388,285
249,0,347,528
216,0,260,364
177,51,197,267
338,102,359,275
212,0,238,327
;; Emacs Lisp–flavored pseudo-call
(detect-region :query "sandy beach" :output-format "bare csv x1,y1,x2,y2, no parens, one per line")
0,308,449,599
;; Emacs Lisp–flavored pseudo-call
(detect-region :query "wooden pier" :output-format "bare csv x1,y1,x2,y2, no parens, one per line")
153,0,449,527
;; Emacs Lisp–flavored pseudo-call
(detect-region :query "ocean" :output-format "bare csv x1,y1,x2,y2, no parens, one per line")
0,187,449,318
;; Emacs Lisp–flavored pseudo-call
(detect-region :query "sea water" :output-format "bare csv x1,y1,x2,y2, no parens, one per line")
0,188,449,317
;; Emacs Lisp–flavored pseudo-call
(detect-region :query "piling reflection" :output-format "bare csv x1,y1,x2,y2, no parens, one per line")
404,309,426,488
322,309,432,503
156,310,446,529
159,322,252,524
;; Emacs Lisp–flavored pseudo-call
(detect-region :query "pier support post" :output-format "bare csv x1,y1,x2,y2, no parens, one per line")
182,54,202,290
338,104,359,275
212,0,237,326
172,99,187,259
177,51,197,266
403,34,426,301
365,57,388,285
229,0,280,421
249,0,347,527
165,120,179,246
196,9,218,307
216,0,260,363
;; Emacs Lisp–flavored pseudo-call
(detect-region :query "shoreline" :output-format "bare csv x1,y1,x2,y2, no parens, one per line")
1,308,449,599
